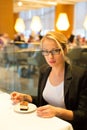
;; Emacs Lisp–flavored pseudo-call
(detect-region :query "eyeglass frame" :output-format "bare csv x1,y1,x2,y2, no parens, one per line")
41,48,61,56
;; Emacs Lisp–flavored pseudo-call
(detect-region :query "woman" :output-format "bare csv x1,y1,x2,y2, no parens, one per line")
11,31,87,130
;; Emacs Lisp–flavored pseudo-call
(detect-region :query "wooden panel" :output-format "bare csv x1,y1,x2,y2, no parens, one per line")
0,0,14,39
55,4,74,38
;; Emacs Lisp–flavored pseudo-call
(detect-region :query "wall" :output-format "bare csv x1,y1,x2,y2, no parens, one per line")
0,0,14,39
73,2,87,38
55,4,74,38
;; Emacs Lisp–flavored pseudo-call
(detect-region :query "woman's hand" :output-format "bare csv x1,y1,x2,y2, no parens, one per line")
10,91,24,104
37,105,57,118
10,91,32,104
37,105,74,121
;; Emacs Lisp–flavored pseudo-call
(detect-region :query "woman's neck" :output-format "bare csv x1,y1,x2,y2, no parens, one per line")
51,62,65,75
49,63,65,86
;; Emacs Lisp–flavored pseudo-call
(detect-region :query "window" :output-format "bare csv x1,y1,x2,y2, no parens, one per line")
19,6,55,38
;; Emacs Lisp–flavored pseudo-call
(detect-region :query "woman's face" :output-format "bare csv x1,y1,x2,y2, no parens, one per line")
42,38,65,68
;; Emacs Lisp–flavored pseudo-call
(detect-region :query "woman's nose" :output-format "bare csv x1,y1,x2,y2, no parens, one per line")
48,52,54,58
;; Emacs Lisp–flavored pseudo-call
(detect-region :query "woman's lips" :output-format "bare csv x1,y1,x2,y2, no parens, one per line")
49,60,56,64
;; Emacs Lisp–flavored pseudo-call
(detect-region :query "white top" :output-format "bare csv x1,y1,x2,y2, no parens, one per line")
43,78,65,108
0,92,73,130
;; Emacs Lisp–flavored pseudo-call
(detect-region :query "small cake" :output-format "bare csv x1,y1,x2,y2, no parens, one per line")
20,101,29,111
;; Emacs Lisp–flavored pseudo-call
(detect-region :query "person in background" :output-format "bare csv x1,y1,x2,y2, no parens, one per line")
14,33,25,42
14,34,21,42
68,34,77,49
0,33,10,48
75,34,81,46
27,35,34,43
20,33,25,42
38,30,43,40
80,37,86,46
68,34,75,43
0,34,4,49
11,31,87,130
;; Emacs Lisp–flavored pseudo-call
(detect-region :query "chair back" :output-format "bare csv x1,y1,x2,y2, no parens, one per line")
67,47,87,68
79,48,87,68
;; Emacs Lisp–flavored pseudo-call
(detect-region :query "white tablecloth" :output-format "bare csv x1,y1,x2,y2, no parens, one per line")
0,92,73,130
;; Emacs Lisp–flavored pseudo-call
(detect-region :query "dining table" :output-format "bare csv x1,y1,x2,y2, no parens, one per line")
0,91,73,130
16,47,36,53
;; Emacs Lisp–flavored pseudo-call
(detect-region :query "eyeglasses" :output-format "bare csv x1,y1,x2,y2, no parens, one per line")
41,48,61,56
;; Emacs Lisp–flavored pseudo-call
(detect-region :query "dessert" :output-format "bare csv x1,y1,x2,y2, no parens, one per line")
20,101,29,111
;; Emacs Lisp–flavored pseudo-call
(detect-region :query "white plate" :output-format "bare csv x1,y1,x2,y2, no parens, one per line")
14,103,37,114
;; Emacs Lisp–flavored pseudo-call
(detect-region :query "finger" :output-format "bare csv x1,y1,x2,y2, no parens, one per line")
37,105,49,111
12,99,20,104
37,111,50,118
10,92,17,97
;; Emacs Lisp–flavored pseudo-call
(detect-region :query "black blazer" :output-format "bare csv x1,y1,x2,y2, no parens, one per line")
32,62,87,130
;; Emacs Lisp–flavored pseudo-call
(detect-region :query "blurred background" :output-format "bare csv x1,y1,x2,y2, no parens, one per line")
0,0,87,95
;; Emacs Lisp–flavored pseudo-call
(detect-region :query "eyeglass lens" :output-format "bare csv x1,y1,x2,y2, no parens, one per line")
42,48,61,56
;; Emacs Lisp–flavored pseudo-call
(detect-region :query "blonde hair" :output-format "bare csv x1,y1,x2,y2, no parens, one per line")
41,31,68,57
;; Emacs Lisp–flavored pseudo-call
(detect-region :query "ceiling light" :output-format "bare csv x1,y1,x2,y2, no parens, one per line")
56,13,70,31
83,16,87,30
30,16,42,32
14,18,25,33
17,1,23,6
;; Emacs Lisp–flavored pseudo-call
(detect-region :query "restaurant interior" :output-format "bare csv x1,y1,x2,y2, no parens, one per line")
0,0,87,96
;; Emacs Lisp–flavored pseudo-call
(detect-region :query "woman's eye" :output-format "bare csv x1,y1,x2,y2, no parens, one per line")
53,49,58,53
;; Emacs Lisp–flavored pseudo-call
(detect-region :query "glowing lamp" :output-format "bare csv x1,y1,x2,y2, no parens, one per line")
30,16,42,32
83,16,87,30
14,18,25,33
56,13,70,31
